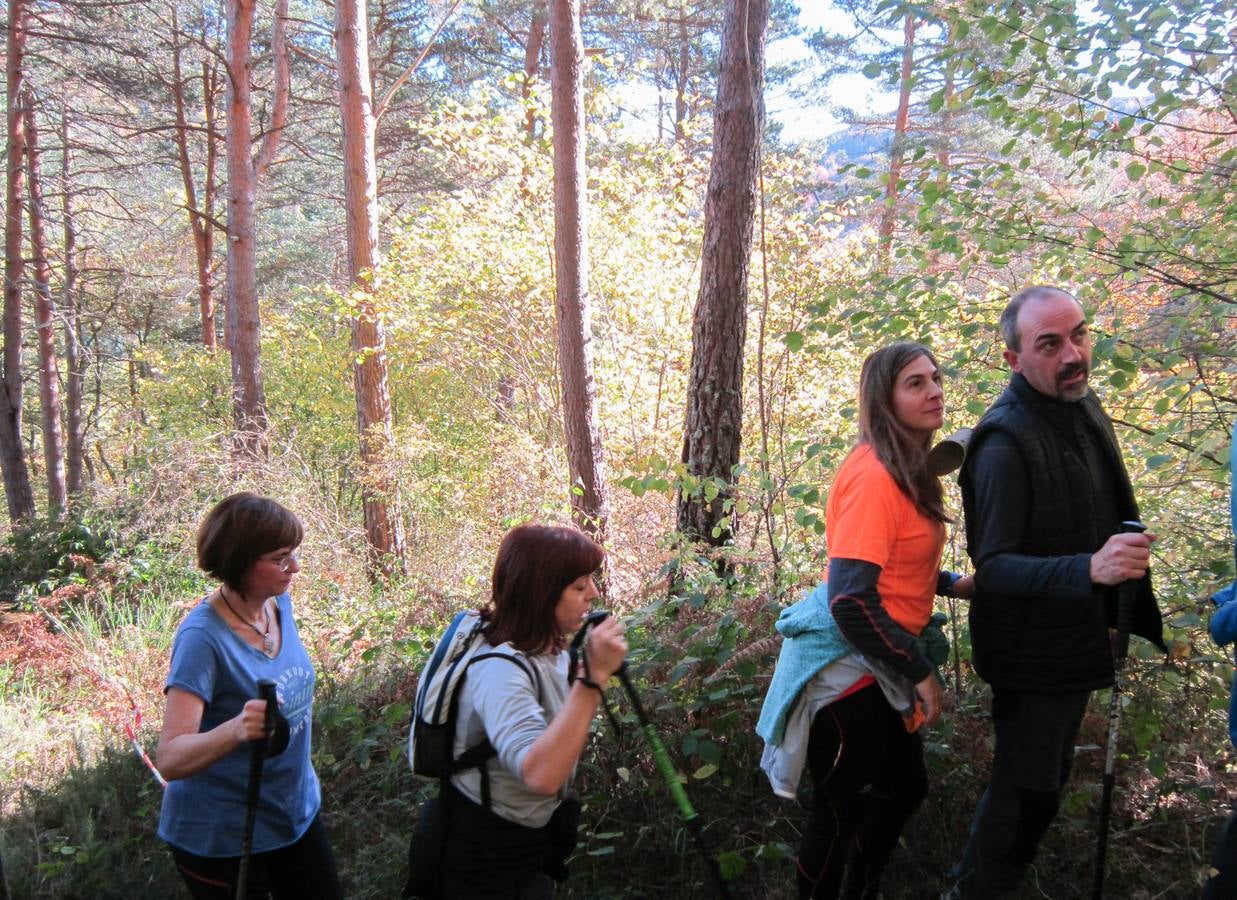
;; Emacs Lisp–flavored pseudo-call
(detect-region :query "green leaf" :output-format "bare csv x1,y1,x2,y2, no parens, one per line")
718,850,748,880
783,331,804,352
1125,162,1146,182
862,62,883,79
692,763,719,780
1144,453,1173,470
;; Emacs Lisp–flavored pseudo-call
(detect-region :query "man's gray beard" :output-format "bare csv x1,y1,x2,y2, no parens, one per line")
1060,380,1089,402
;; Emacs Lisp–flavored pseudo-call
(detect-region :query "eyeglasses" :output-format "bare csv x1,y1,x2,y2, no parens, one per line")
261,549,300,573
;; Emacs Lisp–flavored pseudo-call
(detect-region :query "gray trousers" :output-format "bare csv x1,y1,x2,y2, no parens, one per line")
952,688,1091,898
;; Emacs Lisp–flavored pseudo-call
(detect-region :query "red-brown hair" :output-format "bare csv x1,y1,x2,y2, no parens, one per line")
482,524,604,654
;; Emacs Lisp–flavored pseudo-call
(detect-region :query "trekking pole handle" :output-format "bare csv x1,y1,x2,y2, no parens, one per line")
573,610,627,677
237,681,277,900
1113,521,1146,663
257,680,278,752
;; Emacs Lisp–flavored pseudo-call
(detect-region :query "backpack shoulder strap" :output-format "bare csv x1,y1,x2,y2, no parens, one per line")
448,650,541,774
469,650,540,701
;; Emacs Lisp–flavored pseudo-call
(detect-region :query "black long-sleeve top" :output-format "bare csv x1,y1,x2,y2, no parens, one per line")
828,557,957,684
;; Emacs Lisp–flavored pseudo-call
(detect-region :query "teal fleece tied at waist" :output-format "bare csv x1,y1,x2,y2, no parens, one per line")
756,581,852,746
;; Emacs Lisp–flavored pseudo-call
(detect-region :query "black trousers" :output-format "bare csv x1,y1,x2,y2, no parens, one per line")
797,682,929,900
406,781,579,900
952,688,1090,898
168,813,343,900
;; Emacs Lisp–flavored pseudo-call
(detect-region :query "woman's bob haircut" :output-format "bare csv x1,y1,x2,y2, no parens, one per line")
483,524,604,654
197,492,304,592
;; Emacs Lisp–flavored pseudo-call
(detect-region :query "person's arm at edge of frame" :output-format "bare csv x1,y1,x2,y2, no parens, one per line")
521,616,627,796
940,570,975,599
1211,588,1237,647
156,687,272,781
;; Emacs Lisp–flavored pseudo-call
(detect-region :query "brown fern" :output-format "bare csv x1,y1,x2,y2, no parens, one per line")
704,634,783,682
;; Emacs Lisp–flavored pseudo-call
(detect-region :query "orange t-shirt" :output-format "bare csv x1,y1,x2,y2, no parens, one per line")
825,443,945,637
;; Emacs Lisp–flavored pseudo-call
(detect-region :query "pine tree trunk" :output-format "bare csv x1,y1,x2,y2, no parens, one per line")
336,0,406,579
225,0,266,454
206,59,222,352
224,0,288,458
523,2,547,140
518,3,547,206
938,19,954,173
1,0,35,522
23,88,66,517
550,0,609,541
676,0,768,545
62,106,85,496
675,3,690,142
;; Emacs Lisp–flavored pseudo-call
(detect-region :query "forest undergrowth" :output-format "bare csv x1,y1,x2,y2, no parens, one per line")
0,453,1233,900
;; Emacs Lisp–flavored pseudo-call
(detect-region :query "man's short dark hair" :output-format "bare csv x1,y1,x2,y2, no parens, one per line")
1000,286,1080,351
197,492,304,591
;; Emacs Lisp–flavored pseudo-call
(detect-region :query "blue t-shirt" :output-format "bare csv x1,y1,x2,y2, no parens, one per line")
157,592,321,857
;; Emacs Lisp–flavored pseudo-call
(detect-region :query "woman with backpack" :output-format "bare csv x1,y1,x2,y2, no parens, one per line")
408,523,626,899
783,342,973,899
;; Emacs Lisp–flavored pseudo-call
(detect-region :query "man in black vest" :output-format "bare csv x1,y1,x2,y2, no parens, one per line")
944,286,1164,898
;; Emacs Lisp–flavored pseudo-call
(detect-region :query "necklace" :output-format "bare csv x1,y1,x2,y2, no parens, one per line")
220,587,275,657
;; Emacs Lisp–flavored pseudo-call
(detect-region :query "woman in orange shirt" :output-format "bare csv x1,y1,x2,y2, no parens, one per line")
796,342,972,899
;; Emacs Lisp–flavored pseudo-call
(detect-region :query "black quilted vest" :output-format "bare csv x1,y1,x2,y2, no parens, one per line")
960,374,1164,692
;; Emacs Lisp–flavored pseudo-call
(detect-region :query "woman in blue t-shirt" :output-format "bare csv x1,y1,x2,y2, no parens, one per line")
156,493,342,899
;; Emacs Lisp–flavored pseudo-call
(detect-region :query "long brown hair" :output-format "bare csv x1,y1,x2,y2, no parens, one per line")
482,524,604,654
857,342,949,523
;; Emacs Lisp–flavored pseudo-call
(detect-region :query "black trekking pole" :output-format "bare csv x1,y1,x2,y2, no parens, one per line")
573,612,733,899
236,679,278,900
1092,520,1146,900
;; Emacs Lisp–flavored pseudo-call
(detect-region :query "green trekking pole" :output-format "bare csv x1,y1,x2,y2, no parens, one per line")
572,611,732,899
614,667,732,899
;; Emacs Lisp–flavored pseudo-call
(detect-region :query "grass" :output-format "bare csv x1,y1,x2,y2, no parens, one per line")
1,502,1234,899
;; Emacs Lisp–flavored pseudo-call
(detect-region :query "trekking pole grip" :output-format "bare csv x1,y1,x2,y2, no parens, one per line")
257,680,277,750
237,680,278,900
1114,520,1146,663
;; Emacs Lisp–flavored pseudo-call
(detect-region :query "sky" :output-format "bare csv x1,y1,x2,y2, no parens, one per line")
612,0,1159,144
767,1,898,143
611,1,899,145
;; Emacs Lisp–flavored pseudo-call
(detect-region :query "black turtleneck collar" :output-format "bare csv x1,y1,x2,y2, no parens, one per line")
1007,371,1094,410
